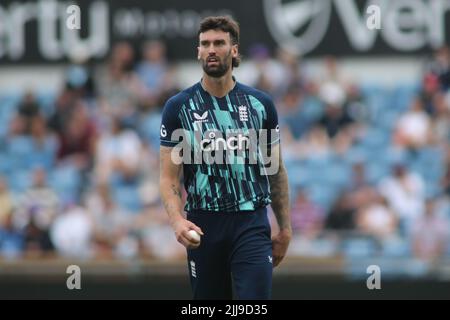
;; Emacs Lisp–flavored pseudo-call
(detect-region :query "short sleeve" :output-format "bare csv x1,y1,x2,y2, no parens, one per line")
264,96,280,146
160,97,182,147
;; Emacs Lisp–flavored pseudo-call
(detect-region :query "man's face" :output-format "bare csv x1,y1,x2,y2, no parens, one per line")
198,30,238,78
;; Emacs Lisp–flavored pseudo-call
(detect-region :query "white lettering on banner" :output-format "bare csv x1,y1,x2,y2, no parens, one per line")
366,5,381,30
429,0,450,48
1,0,449,61
66,5,81,30
62,1,110,61
264,0,331,55
382,0,428,51
0,0,109,60
0,1,229,61
335,0,382,51
39,0,62,60
113,8,232,38
0,2,35,61
264,0,450,55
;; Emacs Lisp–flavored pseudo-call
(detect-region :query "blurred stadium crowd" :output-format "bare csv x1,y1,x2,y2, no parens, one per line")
0,41,449,265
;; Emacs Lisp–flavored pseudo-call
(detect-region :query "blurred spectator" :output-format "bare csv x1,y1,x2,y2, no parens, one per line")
290,190,325,239
96,42,145,121
348,161,369,191
85,183,130,257
50,203,93,258
412,199,449,261
297,126,331,159
355,195,398,240
141,204,186,260
318,100,354,139
132,146,163,222
344,84,370,123
115,233,140,260
378,163,426,228
0,177,22,258
48,88,80,135
278,86,311,139
8,113,27,137
319,81,346,109
345,161,379,210
319,56,349,98
14,168,59,254
441,151,450,197
393,98,432,150
273,48,304,96
17,91,40,134
63,42,97,100
30,115,58,170
429,92,450,144
332,126,357,156
0,212,24,259
246,43,285,96
325,193,356,232
57,101,97,171
136,41,176,110
23,207,54,255
321,56,347,85
95,116,142,184
316,56,359,140
65,64,96,99
425,46,450,92
0,176,14,226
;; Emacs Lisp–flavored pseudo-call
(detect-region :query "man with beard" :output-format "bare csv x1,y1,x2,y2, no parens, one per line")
159,16,291,299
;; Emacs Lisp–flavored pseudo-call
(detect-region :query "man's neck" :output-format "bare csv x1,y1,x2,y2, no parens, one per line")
201,73,235,98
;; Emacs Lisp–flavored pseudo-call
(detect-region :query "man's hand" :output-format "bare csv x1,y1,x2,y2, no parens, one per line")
171,217,204,249
272,228,292,267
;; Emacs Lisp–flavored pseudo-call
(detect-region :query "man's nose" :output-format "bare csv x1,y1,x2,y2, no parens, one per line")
208,45,217,55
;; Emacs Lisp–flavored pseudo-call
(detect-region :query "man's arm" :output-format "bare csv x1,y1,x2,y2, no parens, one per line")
160,146,203,248
267,143,292,267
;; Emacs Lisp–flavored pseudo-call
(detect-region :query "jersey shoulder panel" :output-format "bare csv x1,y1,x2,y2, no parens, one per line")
164,84,198,112
160,84,199,147
237,83,275,105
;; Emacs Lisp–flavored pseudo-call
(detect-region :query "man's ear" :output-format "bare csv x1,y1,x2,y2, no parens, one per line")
197,47,200,60
232,44,238,58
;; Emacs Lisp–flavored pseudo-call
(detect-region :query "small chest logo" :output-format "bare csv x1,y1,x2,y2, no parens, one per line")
238,106,248,122
193,111,208,123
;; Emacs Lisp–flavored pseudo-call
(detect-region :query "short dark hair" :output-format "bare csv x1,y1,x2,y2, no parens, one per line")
198,16,241,68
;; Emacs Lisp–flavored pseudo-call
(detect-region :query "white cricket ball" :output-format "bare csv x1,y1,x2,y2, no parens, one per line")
188,230,201,243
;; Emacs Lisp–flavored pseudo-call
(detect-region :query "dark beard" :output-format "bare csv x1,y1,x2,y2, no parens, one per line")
202,51,231,78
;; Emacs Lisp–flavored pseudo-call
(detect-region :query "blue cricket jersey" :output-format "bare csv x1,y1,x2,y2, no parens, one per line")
160,79,280,212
